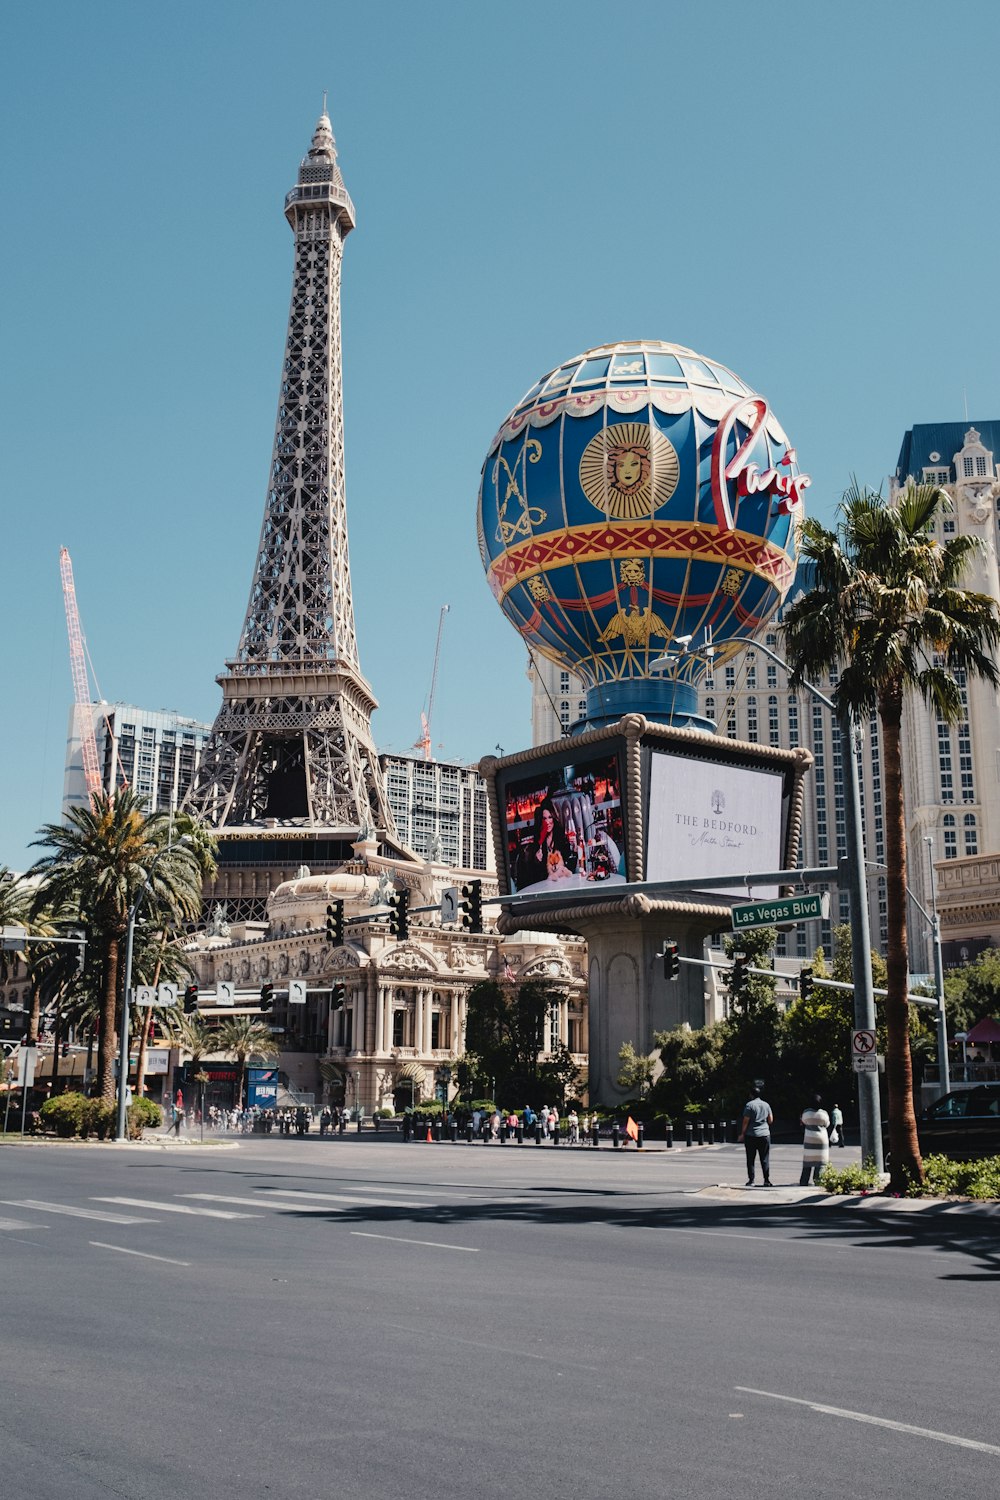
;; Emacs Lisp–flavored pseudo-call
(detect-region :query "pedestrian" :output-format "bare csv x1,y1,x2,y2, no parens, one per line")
738,1086,773,1186
799,1094,831,1185
830,1101,845,1147
172,1103,183,1138
567,1108,579,1144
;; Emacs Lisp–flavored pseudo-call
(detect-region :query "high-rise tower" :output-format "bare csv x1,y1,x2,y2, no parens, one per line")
187,111,409,911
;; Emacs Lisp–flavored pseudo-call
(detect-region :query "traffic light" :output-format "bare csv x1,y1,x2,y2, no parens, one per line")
458,879,483,934
61,1042,70,1059
731,952,748,991
332,983,346,1011
798,967,813,1000
260,982,274,1013
663,940,679,981
183,983,199,1014
326,901,344,946
387,888,409,940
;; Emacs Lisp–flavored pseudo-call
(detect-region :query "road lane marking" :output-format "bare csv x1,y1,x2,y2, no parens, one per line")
183,1193,306,1210
0,1217,48,1231
94,1197,260,1219
263,1188,426,1209
90,1242,191,1266
1,1199,156,1224
350,1231,478,1252
736,1388,1000,1455
637,1225,782,1243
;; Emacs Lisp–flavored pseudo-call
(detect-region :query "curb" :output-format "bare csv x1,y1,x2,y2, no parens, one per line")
701,1182,1000,1218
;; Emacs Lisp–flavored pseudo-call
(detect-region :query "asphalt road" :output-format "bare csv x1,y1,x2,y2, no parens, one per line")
1,1135,997,1500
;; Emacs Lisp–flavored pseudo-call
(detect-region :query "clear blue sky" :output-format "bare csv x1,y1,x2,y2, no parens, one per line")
4,0,1000,872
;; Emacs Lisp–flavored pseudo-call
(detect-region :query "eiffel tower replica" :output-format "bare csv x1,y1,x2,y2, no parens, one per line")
187,110,413,917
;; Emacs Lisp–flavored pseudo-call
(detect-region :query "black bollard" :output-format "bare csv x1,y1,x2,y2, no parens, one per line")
637,1121,644,1150
612,1122,620,1150
706,1122,714,1145
665,1120,673,1148
433,1119,442,1143
696,1120,705,1145
535,1123,542,1145
720,1120,728,1144
685,1121,693,1147
402,1115,410,1143
592,1121,600,1147
450,1122,458,1143
516,1123,523,1144
552,1122,560,1146
466,1123,474,1144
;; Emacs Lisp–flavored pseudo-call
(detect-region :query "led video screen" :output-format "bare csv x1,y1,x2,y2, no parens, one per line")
645,750,785,896
503,751,627,894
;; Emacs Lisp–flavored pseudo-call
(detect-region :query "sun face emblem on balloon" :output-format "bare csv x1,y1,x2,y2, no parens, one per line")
579,421,679,520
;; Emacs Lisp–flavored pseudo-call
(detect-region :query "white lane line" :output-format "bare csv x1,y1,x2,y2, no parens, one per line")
0,1217,48,1231
94,1197,259,1220
351,1231,479,1252
90,1242,191,1266
736,1388,1000,1455
183,1193,306,1210
1,1199,156,1224
638,1225,782,1243
263,1189,426,1209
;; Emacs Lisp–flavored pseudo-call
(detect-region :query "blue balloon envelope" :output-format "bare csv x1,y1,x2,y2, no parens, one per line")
478,341,807,729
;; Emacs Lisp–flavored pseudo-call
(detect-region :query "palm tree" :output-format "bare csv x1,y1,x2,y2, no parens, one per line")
782,480,1000,1189
0,866,31,984
29,790,205,1102
214,1016,279,1108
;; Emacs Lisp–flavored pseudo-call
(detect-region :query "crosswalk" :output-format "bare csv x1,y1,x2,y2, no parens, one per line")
0,1181,496,1230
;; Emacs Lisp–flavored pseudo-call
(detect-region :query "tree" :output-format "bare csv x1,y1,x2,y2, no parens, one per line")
463,977,564,1106
782,480,1000,1189
29,792,206,1102
0,866,31,983
214,1016,279,1107
616,1041,657,1099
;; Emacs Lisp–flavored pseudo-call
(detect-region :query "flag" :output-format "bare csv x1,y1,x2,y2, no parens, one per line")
503,960,514,981
625,1115,639,1142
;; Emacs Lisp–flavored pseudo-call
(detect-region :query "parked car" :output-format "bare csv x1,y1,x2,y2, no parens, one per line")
913,1083,1000,1159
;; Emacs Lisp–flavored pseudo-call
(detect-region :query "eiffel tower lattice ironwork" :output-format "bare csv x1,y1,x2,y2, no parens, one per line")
186,111,399,843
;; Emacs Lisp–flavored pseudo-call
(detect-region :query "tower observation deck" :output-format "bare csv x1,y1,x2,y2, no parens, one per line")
186,112,412,912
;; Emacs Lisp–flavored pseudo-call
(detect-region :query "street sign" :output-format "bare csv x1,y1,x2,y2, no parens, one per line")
288,980,307,1005
852,1028,877,1073
731,892,829,931
135,985,156,1007
216,981,236,1006
1,925,27,952
16,1046,36,1087
441,888,459,924
158,983,178,1007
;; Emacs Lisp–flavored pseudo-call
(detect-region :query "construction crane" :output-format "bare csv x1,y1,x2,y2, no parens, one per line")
416,604,450,761
59,547,103,804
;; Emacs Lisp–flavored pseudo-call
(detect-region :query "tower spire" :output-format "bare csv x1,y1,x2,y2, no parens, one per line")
186,112,403,889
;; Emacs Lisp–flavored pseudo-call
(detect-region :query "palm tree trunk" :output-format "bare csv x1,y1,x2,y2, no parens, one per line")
880,689,923,1188
98,935,121,1103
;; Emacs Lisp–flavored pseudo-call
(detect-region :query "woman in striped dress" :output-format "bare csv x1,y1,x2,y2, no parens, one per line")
799,1095,831,1185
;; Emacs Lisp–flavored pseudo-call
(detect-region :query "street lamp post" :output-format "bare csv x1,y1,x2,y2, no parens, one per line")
116,838,191,1143
751,644,883,1170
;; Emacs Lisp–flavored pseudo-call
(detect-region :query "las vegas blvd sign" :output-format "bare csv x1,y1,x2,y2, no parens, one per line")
731,892,830,931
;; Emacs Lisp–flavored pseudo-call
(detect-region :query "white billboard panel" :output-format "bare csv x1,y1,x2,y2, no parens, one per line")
646,752,784,896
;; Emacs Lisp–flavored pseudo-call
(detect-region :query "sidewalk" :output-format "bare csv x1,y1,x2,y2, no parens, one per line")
699,1180,1000,1218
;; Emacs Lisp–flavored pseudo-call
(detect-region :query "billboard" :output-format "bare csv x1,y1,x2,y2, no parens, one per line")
501,750,626,894
247,1067,279,1110
645,750,785,896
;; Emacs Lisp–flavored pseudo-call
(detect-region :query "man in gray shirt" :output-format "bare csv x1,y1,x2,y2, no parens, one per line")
739,1087,774,1186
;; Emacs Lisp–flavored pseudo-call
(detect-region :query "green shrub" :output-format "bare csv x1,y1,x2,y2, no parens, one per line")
127,1098,163,1139
39,1091,87,1138
82,1099,117,1140
917,1153,1000,1200
374,1107,394,1119
817,1158,882,1195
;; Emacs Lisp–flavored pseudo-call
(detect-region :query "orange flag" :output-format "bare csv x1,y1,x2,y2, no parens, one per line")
625,1115,640,1142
